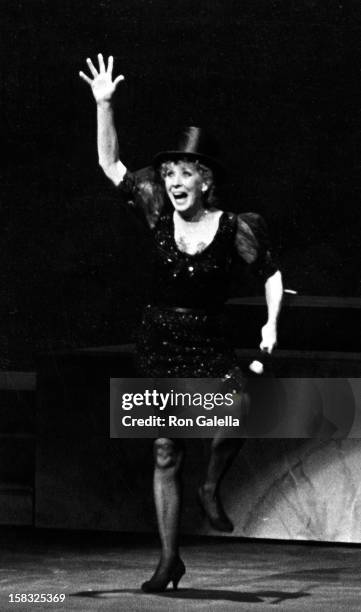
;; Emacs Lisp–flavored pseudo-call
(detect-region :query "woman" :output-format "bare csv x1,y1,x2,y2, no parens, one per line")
79,54,283,592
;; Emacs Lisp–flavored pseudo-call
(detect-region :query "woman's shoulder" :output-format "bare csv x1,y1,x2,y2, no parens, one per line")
233,211,278,278
118,166,166,229
217,210,263,224
237,211,267,228
209,209,267,230
234,211,271,243
119,166,160,192
207,209,234,236
209,209,234,225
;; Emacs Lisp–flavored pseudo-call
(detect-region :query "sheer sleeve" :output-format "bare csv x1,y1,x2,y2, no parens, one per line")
234,212,279,282
117,166,166,229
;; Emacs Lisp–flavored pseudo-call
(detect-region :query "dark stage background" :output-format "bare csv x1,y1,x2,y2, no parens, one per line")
2,0,361,369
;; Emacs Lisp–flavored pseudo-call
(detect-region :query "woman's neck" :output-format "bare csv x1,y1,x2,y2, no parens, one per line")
174,206,208,223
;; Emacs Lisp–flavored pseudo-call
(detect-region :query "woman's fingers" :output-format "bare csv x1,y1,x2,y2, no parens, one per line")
98,52,106,72
80,55,124,89
114,74,125,86
86,57,98,77
79,70,92,85
107,55,113,75
107,56,124,85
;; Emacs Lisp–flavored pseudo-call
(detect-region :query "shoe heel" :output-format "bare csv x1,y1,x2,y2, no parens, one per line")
172,561,185,590
141,558,185,593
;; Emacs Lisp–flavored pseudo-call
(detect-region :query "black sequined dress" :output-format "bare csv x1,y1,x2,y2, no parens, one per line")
119,167,277,379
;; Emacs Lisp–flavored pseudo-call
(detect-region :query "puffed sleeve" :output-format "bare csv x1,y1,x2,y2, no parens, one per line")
117,166,166,229
234,212,279,282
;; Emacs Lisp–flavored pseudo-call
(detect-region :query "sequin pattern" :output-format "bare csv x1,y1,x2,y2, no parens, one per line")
136,213,238,378
118,167,278,381
151,212,235,311
136,305,236,378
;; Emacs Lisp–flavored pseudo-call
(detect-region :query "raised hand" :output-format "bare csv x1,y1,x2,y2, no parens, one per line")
79,53,124,103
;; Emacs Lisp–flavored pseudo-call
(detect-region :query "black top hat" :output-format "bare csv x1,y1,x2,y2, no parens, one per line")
153,126,225,181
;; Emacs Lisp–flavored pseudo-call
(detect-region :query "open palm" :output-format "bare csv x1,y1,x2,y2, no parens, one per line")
79,53,124,103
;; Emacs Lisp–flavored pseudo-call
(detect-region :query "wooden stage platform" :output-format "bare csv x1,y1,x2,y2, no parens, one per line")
0,527,359,611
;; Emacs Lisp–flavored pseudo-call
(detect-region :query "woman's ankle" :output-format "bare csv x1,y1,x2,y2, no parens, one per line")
160,551,180,565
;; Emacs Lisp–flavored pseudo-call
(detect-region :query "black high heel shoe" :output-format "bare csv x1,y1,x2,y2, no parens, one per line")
141,557,185,593
198,485,234,532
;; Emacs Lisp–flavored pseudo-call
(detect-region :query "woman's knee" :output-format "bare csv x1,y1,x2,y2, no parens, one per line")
153,438,183,469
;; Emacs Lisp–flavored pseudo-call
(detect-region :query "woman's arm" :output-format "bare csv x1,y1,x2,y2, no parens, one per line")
260,269,283,353
79,54,127,185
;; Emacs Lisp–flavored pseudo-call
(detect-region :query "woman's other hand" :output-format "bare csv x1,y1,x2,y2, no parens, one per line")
79,53,124,103
260,321,277,354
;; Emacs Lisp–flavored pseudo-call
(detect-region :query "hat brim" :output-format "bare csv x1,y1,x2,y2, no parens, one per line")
153,151,226,182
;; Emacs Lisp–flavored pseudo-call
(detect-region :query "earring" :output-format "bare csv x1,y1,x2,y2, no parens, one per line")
202,184,208,192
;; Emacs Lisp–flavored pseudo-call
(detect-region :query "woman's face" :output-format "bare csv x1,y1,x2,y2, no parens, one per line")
163,160,205,216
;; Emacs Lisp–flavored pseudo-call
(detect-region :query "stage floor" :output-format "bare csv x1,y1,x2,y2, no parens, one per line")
0,528,360,611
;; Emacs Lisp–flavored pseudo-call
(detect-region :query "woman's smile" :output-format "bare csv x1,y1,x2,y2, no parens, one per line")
164,161,205,216
172,190,188,204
